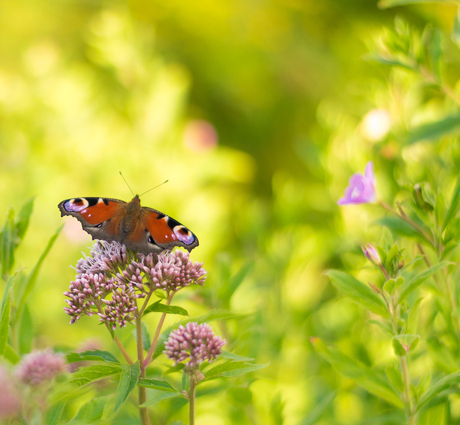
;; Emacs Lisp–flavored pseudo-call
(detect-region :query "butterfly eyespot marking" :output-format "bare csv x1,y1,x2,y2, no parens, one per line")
173,225,195,245
96,223,103,228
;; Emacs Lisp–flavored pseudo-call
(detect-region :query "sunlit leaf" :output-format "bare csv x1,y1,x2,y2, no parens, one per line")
67,350,121,364
140,390,181,407
68,395,110,424
18,304,33,355
203,361,268,381
385,365,404,392
143,300,189,317
398,262,451,303
417,371,460,411
138,378,178,392
218,262,253,308
15,198,34,243
443,173,460,231
300,391,336,425
45,401,66,425
325,270,389,317
220,351,254,362
69,364,121,387
407,115,460,145
1,209,15,280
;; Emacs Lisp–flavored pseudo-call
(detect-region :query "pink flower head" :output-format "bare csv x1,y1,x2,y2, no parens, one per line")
338,162,376,205
0,366,20,419
16,350,66,387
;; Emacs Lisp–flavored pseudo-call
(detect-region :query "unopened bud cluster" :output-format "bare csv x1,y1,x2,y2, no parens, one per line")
164,322,225,376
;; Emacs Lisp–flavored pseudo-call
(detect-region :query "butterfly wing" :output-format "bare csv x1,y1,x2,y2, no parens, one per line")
58,197,127,243
137,207,199,252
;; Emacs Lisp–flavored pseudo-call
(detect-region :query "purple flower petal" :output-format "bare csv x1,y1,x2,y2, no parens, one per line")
337,161,376,205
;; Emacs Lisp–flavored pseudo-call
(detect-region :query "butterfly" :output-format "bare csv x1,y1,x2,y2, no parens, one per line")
58,195,199,254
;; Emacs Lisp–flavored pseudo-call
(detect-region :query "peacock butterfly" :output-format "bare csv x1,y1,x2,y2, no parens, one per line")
58,195,199,254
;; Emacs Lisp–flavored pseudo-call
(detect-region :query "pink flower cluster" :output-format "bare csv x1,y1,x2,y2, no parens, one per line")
164,322,225,376
15,350,66,387
64,242,207,329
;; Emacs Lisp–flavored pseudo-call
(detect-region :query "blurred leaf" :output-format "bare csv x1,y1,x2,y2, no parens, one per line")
366,54,415,71
17,303,33,355
15,198,34,243
300,391,336,425
142,322,151,352
143,300,189,317
45,401,66,425
325,270,389,317
114,362,140,412
427,338,458,373
4,345,19,364
140,390,181,407
416,371,460,412
311,338,404,408
443,173,460,231
0,287,11,356
400,255,425,272
407,115,460,145
429,29,442,81
374,216,426,242
270,392,284,425
440,240,459,260
138,378,178,392
68,395,110,424
203,361,268,382
435,194,445,229
70,364,121,387
379,0,453,8
454,8,460,45
368,319,393,335
385,365,404,392
15,225,63,323
218,262,253,308
220,351,254,362
1,208,15,280
407,298,423,333
398,262,450,303
67,350,121,364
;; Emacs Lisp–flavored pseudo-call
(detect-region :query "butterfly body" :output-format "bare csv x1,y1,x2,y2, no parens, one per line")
58,195,199,254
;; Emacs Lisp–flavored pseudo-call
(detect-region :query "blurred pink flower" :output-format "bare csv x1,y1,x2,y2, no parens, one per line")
184,120,218,152
0,366,20,419
16,350,66,387
338,162,376,205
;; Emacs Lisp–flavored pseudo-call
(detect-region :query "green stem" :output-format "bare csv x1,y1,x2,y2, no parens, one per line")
136,314,151,425
379,200,434,247
144,292,175,367
189,375,196,425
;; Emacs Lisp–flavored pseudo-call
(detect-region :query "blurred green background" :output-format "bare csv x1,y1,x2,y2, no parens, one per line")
0,0,457,424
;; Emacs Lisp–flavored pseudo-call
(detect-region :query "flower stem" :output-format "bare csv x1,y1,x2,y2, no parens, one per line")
189,376,196,425
135,314,151,425
144,292,175,367
379,200,434,247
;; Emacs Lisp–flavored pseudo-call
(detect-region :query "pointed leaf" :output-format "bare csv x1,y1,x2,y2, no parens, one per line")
140,390,181,407
398,262,450,303
325,270,389,317
18,304,33,355
407,114,460,145
45,401,66,425
69,395,110,423
416,371,460,412
374,216,427,242
1,209,15,280
300,392,336,425
443,173,460,231
385,365,404,392
67,350,121,364
15,198,34,242
69,364,121,387
4,345,19,364
16,225,63,323
218,262,254,308
0,291,11,356
203,361,268,381
143,300,189,317
220,351,254,362
114,362,140,412
138,378,178,392
311,338,403,408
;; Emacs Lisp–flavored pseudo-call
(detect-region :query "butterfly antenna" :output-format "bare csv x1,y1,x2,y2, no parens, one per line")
119,172,135,197
139,180,169,197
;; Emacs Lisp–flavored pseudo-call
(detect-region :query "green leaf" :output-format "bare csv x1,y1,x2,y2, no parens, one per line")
398,262,450,303
379,0,454,9
454,8,460,45
114,362,140,412
4,345,19,364
325,270,389,317
218,262,253,308
300,392,336,425
138,378,178,392
368,319,393,335
16,225,63,323
140,390,181,407
427,338,458,373
270,392,284,425
374,216,427,242
443,173,460,231
143,300,189,317
1,208,15,280
392,334,420,356
69,395,110,423
0,275,13,356
141,322,151,351
407,114,460,145
311,338,404,408
400,255,425,272
69,364,121,387
45,401,66,425
416,371,460,412
203,361,268,381
220,350,255,362
365,54,415,71
67,350,121,364
18,303,33,355
15,198,34,242
385,365,404,392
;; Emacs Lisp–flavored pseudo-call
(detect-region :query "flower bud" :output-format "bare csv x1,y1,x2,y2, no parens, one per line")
361,244,381,266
